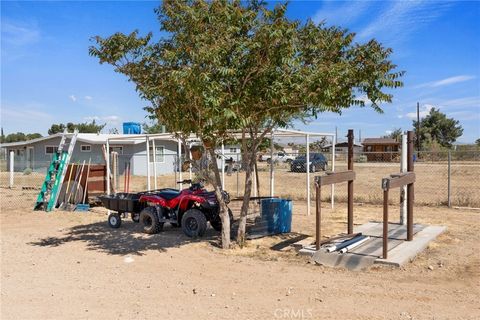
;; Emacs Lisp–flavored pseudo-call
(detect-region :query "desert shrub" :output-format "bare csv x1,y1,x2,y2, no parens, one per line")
23,168,32,175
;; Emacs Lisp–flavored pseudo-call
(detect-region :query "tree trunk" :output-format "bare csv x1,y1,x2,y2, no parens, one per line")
205,146,231,249
236,144,256,246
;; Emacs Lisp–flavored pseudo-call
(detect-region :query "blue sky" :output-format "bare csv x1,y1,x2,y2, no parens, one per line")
1,1,479,143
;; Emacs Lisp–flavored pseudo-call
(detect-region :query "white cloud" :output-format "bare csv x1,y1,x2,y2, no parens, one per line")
440,96,480,108
385,130,392,135
397,115,403,119
84,115,121,125
405,104,434,120
84,96,93,101
1,20,40,46
358,1,452,43
415,75,476,88
69,95,77,102
312,1,373,26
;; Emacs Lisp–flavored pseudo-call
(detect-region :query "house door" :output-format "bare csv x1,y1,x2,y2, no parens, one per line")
27,147,34,169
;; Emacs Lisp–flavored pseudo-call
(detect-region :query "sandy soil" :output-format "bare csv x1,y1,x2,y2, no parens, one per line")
1,188,479,320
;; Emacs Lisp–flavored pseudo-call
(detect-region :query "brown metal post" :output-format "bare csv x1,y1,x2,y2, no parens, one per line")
407,131,414,241
315,182,321,250
347,129,354,234
383,189,389,259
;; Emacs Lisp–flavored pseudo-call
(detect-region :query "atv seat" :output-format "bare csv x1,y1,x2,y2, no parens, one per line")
158,189,181,200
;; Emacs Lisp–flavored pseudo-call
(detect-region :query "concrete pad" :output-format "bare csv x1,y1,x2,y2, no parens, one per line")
375,225,447,267
297,222,446,268
312,251,377,271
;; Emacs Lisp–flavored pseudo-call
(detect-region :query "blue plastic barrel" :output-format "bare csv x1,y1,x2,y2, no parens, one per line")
260,198,292,233
122,122,141,134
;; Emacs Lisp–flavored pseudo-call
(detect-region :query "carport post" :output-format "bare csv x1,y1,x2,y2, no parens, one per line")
9,151,14,188
407,131,414,241
152,138,158,190
269,131,274,197
146,136,151,191
177,138,183,189
106,139,110,196
221,142,225,190
331,134,336,209
306,134,311,216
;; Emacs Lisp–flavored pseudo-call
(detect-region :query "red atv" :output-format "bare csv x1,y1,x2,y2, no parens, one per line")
101,180,232,237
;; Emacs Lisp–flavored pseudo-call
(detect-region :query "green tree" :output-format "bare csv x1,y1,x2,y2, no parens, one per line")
2,132,43,143
475,138,480,147
382,128,402,141
413,108,463,149
48,120,106,134
142,121,167,134
90,0,403,247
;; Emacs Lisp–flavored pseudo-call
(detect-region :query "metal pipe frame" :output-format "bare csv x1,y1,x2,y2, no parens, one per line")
314,129,355,250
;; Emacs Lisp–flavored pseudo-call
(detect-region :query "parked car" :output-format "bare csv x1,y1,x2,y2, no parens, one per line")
260,152,296,164
290,153,328,172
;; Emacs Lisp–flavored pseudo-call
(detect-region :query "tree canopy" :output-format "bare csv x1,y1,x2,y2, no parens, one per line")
89,0,404,247
413,108,463,149
48,120,106,135
1,132,42,143
382,128,403,141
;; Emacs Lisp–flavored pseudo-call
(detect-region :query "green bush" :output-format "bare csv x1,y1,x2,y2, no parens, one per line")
23,168,32,175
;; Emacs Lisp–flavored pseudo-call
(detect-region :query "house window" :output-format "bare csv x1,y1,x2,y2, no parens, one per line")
81,145,91,152
45,146,56,155
229,148,237,153
366,146,373,152
109,146,123,155
149,146,165,163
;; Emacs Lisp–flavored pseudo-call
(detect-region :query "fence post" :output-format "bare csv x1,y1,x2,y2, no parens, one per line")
9,151,14,188
448,150,451,207
400,133,407,225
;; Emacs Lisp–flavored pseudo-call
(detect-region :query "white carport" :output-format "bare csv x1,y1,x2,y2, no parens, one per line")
105,128,336,216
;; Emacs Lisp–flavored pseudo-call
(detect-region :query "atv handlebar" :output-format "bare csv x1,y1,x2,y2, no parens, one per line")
176,179,192,184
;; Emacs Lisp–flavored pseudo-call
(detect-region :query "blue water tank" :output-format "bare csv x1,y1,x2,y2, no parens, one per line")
260,198,292,233
123,122,141,134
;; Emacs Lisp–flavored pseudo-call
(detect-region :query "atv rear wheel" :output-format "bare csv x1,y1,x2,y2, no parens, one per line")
108,212,121,229
140,207,163,234
210,208,233,232
181,209,207,237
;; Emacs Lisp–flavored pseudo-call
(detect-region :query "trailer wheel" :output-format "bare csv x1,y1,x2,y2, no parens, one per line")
181,209,207,237
108,213,122,229
140,207,163,234
210,208,233,232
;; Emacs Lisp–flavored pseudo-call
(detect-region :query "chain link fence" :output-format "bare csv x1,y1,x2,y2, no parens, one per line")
1,148,479,209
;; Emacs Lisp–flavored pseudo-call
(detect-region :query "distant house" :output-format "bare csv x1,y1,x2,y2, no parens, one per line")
0,133,179,176
362,138,400,162
322,142,363,154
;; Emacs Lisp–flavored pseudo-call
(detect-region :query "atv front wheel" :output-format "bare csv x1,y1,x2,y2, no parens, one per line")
210,208,233,232
181,209,207,237
108,212,121,229
140,207,163,234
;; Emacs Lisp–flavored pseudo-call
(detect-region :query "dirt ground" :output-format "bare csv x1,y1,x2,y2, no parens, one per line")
1,188,479,320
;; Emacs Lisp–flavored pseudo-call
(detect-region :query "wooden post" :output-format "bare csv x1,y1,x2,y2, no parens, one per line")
407,131,414,241
316,182,321,250
347,129,354,234
383,189,389,259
